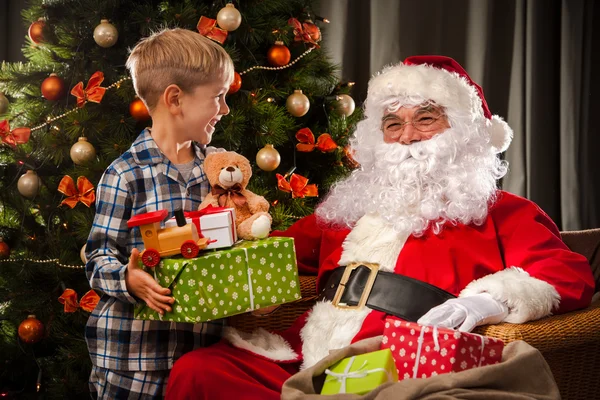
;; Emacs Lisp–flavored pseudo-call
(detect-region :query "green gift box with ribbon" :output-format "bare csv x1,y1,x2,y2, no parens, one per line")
133,237,301,323
321,348,399,395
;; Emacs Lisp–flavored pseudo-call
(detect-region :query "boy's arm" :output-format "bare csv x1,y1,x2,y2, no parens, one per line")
85,167,137,303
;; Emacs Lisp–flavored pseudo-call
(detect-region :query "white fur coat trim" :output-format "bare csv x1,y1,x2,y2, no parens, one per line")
222,327,298,362
459,267,560,323
338,213,408,272
299,301,371,370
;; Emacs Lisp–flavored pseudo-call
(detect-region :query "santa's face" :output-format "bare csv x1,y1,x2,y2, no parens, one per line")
316,99,508,236
381,105,450,145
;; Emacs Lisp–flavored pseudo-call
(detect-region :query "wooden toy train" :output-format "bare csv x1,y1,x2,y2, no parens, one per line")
127,209,209,268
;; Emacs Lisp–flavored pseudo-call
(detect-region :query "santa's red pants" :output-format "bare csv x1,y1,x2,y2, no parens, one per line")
165,341,300,399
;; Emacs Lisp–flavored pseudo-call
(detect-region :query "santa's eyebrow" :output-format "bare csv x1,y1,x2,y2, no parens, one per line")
381,114,401,123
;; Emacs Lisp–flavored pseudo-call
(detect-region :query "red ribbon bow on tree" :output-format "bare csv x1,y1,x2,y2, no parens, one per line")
197,16,228,44
295,128,338,152
288,18,321,47
70,71,107,108
58,289,100,313
58,175,96,208
211,183,247,207
0,120,30,148
276,173,318,198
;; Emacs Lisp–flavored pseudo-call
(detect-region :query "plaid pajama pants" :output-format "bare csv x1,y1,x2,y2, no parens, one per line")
89,366,169,399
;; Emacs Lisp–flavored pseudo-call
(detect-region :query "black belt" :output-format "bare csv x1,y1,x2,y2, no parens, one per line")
319,264,456,322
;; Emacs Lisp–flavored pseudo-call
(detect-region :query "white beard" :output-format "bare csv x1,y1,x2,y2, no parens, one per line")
316,125,508,236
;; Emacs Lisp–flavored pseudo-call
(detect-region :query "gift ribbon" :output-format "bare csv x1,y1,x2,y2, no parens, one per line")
0,120,31,148
58,175,95,208
324,357,389,394
295,128,337,153
187,206,237,243
58,289,100,313
70,71,106,108
412,325,487,378
276,173,318,198
241,248,255,310
197,16,228,44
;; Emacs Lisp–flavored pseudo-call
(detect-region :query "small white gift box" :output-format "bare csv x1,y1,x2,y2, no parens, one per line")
165,207,237,250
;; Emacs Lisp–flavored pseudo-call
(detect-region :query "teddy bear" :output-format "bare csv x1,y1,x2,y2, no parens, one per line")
199,151,272,240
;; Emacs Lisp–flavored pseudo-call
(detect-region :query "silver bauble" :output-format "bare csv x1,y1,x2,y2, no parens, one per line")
70,137,96,165
286,90,310,117
216,3,242,31
0,92,8,114
93,19,118,48
17,170,41,199
337,94,356,117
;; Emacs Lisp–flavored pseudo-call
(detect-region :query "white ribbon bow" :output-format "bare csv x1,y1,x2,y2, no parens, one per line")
324,356,388,393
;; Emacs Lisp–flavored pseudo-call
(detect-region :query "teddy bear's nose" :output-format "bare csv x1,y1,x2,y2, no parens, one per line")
226,167,235,172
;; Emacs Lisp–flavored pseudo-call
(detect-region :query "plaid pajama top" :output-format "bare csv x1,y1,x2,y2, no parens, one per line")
85,129,224,372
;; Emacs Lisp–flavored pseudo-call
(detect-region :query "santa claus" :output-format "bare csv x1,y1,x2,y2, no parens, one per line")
165,56,594,399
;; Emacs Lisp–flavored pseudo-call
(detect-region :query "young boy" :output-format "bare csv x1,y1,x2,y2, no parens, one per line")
85,28,234,399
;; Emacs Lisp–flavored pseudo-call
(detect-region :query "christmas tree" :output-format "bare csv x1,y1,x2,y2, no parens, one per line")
0,0,360,398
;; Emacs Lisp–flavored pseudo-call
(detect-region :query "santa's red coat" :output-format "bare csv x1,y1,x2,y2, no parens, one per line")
166,191,594,399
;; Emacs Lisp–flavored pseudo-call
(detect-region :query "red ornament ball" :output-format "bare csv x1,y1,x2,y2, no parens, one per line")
129,98,150,121
18,315,44,344
41,74,66,101
267,41,291,67
0,238,9,259
28,19,45,44
228,72,242,95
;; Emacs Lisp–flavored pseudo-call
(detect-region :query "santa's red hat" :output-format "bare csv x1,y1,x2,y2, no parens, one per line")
366,55,513,153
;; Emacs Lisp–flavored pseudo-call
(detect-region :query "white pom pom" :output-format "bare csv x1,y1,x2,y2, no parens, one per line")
489,115,513,153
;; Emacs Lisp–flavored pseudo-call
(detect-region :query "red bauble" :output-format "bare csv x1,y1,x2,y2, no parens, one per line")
228,72,242,95
267,41,291,67
28,19,45,44
41,74,66,101
0,238,9,259
129,98,150,121
18,315,44,344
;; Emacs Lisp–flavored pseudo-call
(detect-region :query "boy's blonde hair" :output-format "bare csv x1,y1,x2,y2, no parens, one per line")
126,28,234,111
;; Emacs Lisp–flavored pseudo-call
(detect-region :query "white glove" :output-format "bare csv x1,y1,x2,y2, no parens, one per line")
417,293,509,332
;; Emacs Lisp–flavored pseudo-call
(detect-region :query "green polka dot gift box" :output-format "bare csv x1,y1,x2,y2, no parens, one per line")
134,237,301,323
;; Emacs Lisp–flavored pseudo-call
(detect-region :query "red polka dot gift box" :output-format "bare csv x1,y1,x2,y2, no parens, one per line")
381,316,504,380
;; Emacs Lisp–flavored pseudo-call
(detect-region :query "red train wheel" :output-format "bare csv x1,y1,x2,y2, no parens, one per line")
141,248,160,268
181,240,199,258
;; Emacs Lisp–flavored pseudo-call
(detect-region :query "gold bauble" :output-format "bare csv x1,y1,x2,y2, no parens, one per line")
17,170,41,199
256,144,281,171
28,19,45,44
80,244,87,264
336,94,356,117
129,98,150,121
18,315,44,344
0,92,8,114
216,3,242,31
286,90,310,117
267,41,291,67
93,19,119,48
70,137,96,165
41,74,66,101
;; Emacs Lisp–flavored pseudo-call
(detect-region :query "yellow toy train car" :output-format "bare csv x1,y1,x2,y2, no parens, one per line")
127,209,209,268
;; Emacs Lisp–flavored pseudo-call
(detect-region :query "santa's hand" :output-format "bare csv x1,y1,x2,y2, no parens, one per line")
417,293,508,332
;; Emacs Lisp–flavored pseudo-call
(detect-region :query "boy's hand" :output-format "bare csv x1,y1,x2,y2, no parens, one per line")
125,249,174,315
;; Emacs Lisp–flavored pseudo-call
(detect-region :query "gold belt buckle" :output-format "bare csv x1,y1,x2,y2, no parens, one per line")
331,262,379,310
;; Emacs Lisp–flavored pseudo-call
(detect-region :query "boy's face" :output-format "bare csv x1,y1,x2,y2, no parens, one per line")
178,78,230,145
